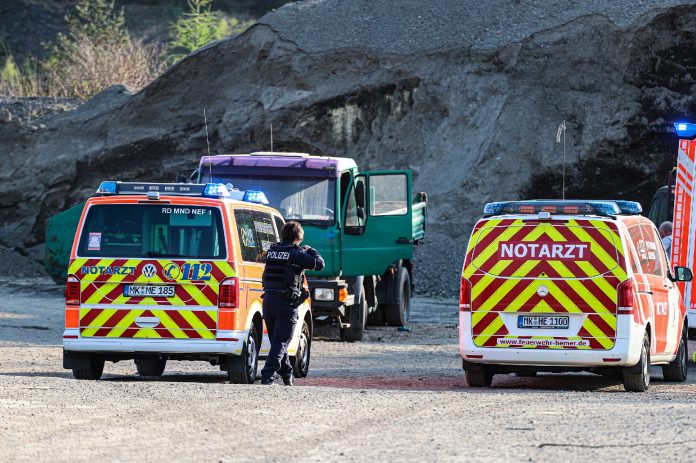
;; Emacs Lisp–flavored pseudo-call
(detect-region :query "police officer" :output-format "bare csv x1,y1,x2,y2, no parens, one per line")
261,221,324,385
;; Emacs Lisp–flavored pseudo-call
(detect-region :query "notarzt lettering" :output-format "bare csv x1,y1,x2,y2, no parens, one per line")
266,251,290,260
498,241,589,260
81,265,136,275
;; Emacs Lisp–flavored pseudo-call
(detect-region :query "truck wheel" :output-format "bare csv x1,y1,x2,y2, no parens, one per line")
622,332,650,392
662,328,688,382
228,324,259,384
465,367,493,387
340,292,366,342
367,304,385,326
384,268,411,327
291,320,311,378
135,357,166,377
72,357,105,380
689,328,696,341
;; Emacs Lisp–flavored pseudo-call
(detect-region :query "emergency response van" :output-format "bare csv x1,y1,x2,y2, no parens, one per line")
62,181,313,384
459,200,693,392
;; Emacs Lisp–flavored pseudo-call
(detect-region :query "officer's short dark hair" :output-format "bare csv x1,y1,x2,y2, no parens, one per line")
281,221,304,243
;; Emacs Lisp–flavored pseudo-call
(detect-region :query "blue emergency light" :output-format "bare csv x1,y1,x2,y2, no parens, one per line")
483,200,629,217
674,122,696,138
96,181,118,194
202,183,231,198
243,190,270,205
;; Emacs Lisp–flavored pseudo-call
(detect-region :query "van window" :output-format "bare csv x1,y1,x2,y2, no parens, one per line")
234,209,278,263
78,204,226,259
627,224,665,276
641,224,667,277
273,215,285,240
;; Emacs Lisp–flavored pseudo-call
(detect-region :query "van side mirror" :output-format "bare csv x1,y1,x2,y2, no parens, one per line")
355,180,365,209
673,266,693,282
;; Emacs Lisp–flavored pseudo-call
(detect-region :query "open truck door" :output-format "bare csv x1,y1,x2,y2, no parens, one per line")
341,171,416,276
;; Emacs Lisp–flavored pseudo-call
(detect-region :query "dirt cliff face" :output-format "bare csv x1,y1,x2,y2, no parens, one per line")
2,0,696,295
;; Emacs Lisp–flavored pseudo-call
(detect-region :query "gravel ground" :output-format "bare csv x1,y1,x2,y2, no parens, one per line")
2,278,696,462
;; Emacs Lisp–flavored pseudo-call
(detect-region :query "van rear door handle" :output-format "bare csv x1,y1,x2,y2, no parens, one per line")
396,237,413,244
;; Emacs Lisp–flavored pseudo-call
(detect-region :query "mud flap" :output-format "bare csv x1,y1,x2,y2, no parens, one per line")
63,350,91,369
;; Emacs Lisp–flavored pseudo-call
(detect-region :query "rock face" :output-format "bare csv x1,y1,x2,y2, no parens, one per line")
2,0,696,295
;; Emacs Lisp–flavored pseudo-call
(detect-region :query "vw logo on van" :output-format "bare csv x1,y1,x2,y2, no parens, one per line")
536,285,549,297
142,264,157,279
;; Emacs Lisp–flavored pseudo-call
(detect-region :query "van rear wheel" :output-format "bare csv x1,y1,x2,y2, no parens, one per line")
228,324,259,384
291,320,311,378
662,329,688,382
136,357,166,377
465,367,493,387
622,332,650,392
72,357,104,380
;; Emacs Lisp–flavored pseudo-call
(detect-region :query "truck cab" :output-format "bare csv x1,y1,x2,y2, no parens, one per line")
197,152,427,341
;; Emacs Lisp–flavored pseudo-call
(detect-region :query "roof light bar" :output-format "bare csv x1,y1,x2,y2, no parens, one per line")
483,200,626,217
243,190,269,205
675,122,696,139
93,181,267,204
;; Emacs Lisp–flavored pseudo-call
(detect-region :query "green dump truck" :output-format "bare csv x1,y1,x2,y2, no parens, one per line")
45,152,427,341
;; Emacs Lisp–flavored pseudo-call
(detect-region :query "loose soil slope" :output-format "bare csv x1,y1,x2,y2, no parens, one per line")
2,0,696,295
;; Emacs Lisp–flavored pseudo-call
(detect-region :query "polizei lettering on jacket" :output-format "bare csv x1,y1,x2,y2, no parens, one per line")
266,251,290,260
81,265,136,275
498,241,589,260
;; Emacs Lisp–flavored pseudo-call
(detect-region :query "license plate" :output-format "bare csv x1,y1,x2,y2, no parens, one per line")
517,315,569,329
124,285,175,298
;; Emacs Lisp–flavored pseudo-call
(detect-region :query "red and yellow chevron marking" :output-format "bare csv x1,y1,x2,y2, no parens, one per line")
463,218,627,350
68,258,235,306
79,307,217,339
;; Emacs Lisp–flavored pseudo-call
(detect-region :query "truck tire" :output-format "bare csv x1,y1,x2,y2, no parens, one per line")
228,324,259,384
135,357,166,377
465,367,493,387
384,268,411,327
367,304,385,326
622,332,650,392
341,292,366,342
72,357,104,380
291,319,311,378
662,328,688,382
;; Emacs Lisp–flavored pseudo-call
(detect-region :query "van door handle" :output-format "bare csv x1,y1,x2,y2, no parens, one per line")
396,237,413,244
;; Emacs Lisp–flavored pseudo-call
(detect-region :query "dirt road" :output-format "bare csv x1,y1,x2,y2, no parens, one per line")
1,278,696,462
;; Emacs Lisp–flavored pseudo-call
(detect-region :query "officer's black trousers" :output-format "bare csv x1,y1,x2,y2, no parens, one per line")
261,293,298,380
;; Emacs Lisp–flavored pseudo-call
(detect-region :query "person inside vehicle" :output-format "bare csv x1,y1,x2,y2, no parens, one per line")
659,221,673,257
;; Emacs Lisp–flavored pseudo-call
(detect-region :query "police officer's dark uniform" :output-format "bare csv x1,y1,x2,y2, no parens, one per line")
261,241,324,385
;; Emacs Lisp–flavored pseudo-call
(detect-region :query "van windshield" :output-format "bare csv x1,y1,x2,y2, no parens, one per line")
77,204,226,259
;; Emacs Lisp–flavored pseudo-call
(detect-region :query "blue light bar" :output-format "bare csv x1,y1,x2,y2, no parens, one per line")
203,183,231,198
483,202,507,215
243,190,270,205
591,201,622,216
613,200,642,215
674,122,696,139
96,181,118,194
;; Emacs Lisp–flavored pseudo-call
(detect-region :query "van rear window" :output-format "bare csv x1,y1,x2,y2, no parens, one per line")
77,204,226,259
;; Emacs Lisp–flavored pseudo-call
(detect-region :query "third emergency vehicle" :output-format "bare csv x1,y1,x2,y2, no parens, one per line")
459,200,692,391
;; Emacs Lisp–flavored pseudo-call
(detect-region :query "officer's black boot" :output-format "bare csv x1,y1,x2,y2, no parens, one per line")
281,374,294,386
260,376,275,385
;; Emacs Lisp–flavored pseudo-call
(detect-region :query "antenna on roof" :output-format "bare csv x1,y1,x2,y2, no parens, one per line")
556,120,567,201
270,123,274,153
204,108,212,182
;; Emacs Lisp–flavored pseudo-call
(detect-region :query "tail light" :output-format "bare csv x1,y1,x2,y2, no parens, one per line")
617,279,634,314
219,277,239,309
460,277,472,311
65,275,81,306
